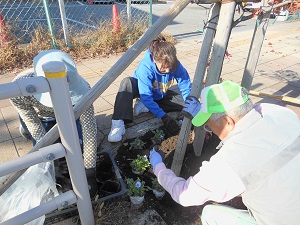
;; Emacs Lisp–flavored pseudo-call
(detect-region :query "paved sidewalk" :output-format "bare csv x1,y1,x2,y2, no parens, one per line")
0,17,299,223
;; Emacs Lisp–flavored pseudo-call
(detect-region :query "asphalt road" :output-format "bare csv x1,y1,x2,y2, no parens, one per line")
149,2,257,41
0,1,256,43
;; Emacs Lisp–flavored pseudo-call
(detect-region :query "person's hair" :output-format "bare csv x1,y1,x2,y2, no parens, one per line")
210,87,253,123
149,35,178,71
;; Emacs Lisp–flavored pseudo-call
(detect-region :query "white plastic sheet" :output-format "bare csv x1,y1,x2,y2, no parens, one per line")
0,162,58,225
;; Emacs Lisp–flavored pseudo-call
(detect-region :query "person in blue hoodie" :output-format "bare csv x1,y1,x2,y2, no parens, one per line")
108,35,192,142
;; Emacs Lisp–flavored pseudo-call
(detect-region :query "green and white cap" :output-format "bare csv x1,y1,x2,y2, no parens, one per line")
192,81,249,127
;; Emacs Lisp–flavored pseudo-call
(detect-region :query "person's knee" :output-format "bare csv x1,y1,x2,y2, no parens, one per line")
201,204,217,224
201,204,249,225
119,77,132,90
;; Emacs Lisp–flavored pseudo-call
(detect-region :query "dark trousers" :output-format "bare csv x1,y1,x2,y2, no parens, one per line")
19,115,83,150
112,77,184,123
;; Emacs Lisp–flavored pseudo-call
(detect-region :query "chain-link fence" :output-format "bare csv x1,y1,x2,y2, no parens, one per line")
0,0,152,45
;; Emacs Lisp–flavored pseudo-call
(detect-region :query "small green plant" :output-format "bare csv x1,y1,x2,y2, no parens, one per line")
129,138,145,150
151,177,164,192
126,177,149,197
130,155,150,173
151,129,165,143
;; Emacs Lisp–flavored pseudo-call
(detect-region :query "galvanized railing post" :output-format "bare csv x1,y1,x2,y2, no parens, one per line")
58,0,70,46
42,0,57,49
42,61,95,225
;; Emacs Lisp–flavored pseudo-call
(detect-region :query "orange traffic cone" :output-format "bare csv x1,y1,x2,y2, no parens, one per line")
251,9,260,18
112,4,120,34
0,13,8,46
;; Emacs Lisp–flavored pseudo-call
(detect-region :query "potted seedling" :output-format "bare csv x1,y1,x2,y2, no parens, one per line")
151,129,165,144
129,138,145,150
130,155,150,175
151,177,165,200
126,177,149,208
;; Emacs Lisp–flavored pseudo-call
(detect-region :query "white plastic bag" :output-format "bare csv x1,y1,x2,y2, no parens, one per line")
0,162,58,225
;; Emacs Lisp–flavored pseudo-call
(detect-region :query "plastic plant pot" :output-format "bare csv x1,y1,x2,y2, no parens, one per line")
153,189,165,200
129,195,144,208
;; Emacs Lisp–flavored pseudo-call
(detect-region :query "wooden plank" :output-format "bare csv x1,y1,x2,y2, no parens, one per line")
171,3,221,176
191,1,236,163
206,1,236,86
241,0,292,90
241,5,272,90
0,0,191,195
193,126,206,156
249,91,300,105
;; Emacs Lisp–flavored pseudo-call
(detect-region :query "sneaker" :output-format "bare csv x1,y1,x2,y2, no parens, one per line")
134,99,149,116
19,125,31,140
108,120,125,142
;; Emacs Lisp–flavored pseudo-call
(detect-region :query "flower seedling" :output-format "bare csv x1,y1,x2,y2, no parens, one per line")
130,155,151,173
129,138,145,150
126,177,149,197
130,155,150,174
151,129,165,143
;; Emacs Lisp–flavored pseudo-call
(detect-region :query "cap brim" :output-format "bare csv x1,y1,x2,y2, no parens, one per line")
34,75,89,107
192,112,212,127
32,50,90,107
34,92,52,107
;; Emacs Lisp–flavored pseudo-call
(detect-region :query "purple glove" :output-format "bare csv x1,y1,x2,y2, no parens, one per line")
150,147,165,171
181,96,201,120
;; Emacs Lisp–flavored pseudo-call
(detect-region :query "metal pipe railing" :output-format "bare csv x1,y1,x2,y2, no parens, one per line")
0,143,65,177
0,77,49,100
0,61,94,225
58,0,70,46
42,61,94,225
1,191,77,225
42,0,57,49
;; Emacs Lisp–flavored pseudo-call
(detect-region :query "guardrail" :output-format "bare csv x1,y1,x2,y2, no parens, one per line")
0,61,94,225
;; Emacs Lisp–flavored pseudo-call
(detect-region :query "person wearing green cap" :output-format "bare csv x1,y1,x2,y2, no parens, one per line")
150,80,300,225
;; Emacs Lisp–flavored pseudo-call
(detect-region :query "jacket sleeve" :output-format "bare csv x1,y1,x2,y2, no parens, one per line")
10,96,46,142
80,105,98,169
137,67,166,119
154,155,245,206
174,61,191,101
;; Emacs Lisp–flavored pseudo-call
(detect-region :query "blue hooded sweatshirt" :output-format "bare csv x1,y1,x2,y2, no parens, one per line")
133,50,191,119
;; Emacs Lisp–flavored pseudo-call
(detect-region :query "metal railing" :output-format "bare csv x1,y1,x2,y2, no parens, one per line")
0,61,94,225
